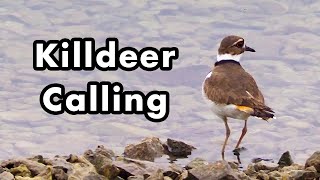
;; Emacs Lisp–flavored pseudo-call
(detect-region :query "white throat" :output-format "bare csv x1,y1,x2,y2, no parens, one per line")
216,53,242,62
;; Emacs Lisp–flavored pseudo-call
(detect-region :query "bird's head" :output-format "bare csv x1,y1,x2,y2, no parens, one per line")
217,35,255,62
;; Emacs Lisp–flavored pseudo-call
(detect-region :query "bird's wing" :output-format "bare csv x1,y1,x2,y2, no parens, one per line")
203,70,274,119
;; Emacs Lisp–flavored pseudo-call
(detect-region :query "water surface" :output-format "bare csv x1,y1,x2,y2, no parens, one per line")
0,0,319,167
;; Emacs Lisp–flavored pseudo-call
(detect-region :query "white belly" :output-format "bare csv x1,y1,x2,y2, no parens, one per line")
202,72,249,120
209,103,249,120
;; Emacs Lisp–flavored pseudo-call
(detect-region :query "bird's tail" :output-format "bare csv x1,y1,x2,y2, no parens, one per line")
252,106,275,120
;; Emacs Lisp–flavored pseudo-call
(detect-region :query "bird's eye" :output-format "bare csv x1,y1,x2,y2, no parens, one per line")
236,41,244,48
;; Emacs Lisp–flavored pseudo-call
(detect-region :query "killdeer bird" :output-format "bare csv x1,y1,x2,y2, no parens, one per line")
202,35,275,160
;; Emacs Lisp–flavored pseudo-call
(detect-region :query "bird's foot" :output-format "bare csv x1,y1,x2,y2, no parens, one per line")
233,147,247,155
232,147,246,164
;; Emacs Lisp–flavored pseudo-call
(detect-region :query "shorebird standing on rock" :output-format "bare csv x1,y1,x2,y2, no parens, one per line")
202,35,275,160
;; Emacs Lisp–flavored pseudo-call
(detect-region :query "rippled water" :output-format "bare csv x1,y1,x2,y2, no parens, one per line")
0,0,319,167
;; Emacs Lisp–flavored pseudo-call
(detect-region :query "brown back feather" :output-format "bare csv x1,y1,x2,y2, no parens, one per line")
203,62,274,119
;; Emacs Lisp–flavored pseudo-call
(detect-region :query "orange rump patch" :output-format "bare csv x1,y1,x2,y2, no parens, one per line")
236,106,254,114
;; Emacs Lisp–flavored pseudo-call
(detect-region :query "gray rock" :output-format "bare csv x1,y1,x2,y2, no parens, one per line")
128,175,145,180
14,167,52,180
244,164,256,176
288,169,317,180
1,159,47,176
83,149,120,178
305,165,317,172
185,158,208,170
50,157,73,174
27,155,45,164
114,157,170,179
279,163,304,171
163,170,179,180
282,165,318,180
114,158,151,178
256,171,269,180
305,151,320,172
169,163,183,173
95,145,115,160
236,171,252,180
42,158,54,166
66,156,107,179
146,169,164,180
189,160,239,180
99,163,120,179
268,171,282,180
165,138,196,158
83,172,108,180
163,163,183,179
277,151,293,167
52,166,68,180
254,161,278,172
124,137,165,161
228,162,240,170
0,172,14,180
66,154,81,163
177,169,198,180
35,167,52,179
177,170,188,180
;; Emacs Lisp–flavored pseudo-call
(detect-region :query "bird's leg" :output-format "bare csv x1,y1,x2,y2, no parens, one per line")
235,120,247,150
221,117,230,160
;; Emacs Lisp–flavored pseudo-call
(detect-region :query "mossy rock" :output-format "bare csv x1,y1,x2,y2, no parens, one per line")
10,164,31,177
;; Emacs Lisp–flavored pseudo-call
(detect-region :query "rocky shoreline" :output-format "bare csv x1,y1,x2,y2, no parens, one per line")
0,137,319,180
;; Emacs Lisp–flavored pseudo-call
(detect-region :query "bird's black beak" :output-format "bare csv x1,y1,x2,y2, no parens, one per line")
245,45,256,52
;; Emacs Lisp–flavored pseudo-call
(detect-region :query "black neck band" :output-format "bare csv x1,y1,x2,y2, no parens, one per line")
214,60,240,66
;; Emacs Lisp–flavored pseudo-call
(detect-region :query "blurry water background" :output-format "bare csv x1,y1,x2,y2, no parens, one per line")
0,0,319,167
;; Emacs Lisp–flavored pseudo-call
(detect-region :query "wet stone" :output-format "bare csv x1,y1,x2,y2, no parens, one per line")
254,161,279,172
83,149,120,178
95,145,115,159
278,151,293,167
185,158,208,170
288,170,317,180
165,138,196,158
28,155,45,165
305,151,320,172
145,169,164,180
66,154,80,163
0,172,14,180
52,166,68,180
83,172,108,180
188,160,238,180
256,171,269,180
124,137,165,161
